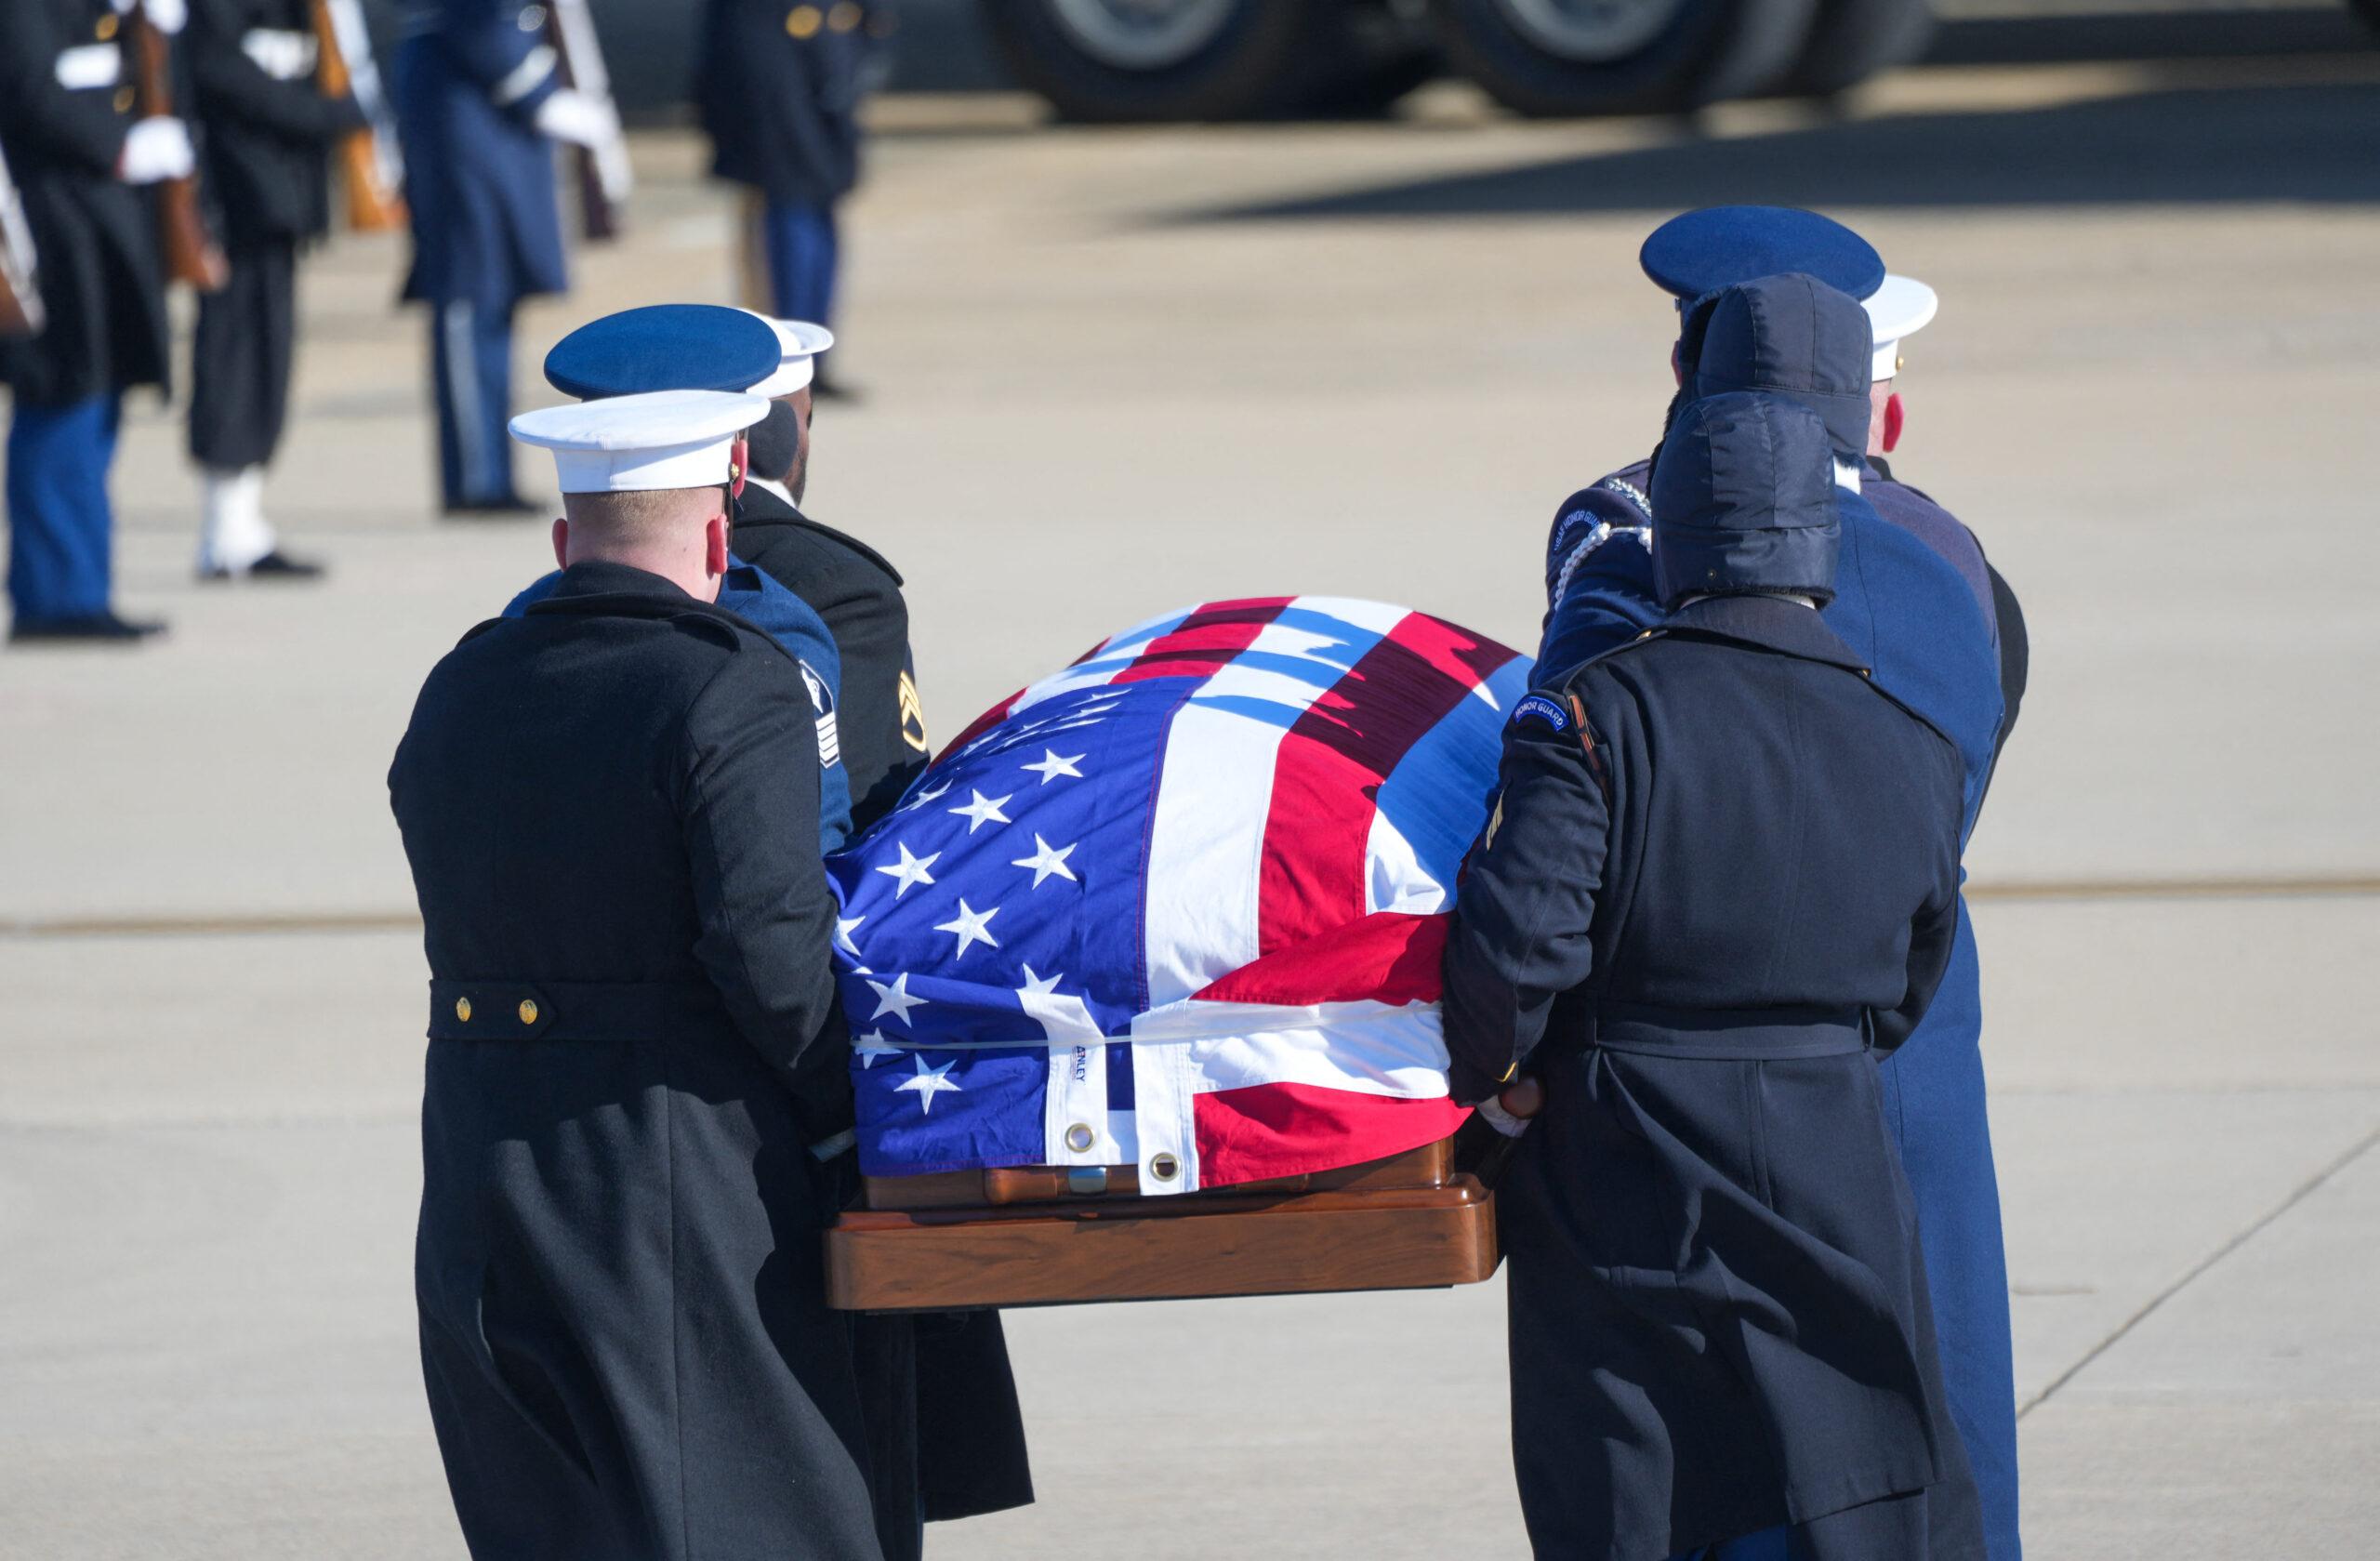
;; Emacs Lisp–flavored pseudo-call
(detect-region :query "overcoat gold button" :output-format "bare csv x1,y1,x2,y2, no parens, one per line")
786,5,822,37
96,12,118,38
112,86,135,112
827,2,861,31
518,999,539,1025
456,997,473,1023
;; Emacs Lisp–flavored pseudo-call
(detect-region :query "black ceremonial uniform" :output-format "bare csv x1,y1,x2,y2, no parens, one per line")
735,481,929,827
1445,393,1983,1561
0,0,170,407
389,561,884,1561
184,0,363,470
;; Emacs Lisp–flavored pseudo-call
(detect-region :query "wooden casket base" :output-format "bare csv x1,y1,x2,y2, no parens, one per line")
826,1138,1498,1311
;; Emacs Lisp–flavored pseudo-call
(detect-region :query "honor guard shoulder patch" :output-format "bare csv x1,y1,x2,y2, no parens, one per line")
799,659,842,769
1514,694,1570,733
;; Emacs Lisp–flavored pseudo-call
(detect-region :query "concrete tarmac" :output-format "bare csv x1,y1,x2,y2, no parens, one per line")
4,45,2378,1559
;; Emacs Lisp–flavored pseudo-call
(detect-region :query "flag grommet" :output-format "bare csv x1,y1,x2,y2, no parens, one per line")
1148,1153,1181,1183
1064,1122,1095,1153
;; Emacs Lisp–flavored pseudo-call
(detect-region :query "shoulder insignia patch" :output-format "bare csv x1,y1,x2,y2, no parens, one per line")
1514,694,1571,733
800,659,843,769
897,668,930,753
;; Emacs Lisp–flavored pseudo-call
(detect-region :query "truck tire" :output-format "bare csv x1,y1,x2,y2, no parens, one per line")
979,0,1384,122
1434,0,1820,117
2349,0,2380,31
1775,0,1934,99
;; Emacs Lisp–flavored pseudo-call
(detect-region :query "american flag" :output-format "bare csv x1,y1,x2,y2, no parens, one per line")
826,597,1529,1195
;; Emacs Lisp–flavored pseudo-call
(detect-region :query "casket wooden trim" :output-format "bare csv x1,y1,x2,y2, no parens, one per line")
826,1138,1498,1311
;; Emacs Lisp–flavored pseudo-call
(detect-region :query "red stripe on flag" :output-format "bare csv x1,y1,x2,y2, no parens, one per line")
1111,597,1293,685
1190,911,1447,1008
935,685,1028,761
1254,614,1520,956
1193,1084,1469,1188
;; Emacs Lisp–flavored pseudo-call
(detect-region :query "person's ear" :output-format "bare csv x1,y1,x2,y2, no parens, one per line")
1883,392,1905,454
706,511,731,577
550,516,569,569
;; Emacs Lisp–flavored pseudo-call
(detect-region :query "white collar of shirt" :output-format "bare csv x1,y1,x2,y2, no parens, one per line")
1832,457,1863,493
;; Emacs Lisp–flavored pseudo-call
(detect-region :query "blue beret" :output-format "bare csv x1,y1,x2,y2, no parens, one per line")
544,305,783,402
1640,206,1884,305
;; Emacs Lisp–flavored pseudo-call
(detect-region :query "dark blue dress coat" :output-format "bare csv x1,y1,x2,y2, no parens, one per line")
390,562,886,1560
392,0,566,311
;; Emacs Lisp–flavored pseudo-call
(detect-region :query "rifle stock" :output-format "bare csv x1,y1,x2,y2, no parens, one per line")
0,143,44,337
131,14,229,292
311,0,406,232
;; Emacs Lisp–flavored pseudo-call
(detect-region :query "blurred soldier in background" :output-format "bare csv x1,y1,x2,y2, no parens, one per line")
0,0,190,642
391,0,610,513
695,0,892,398
182,0,365,579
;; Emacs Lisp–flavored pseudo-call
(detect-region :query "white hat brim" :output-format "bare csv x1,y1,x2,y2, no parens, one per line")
1864,273,1938,378
740,312,836,398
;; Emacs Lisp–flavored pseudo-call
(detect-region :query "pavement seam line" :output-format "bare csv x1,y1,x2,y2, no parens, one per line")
2016,1120,2380,1420
9,876,2378,939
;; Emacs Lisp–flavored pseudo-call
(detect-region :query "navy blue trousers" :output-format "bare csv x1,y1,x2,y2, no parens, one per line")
430,298,517,508
761,200,839,330
7,393,122,623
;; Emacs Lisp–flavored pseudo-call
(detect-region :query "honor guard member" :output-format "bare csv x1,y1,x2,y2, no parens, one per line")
183,0,366,579
694,0,890,397
732,311,930,824
544,304,932,828
391,389,892,1561
391,0,610,513
512,305,857,850
0,0,191,642
1545,210,2025,1561
1447,390,1985,1561
530,305,1031,1555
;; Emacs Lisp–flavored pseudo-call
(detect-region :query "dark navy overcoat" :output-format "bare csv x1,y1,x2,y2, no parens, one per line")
391,0,566,311
390,562,883,1561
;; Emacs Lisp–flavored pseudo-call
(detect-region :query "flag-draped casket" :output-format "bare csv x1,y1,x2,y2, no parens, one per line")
827,597,1529,1203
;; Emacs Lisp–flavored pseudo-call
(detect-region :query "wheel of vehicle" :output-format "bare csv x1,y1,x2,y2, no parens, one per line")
1775,0,1935,99
1434,0,1821,117
980,0,1355,122
2348,0,2380,32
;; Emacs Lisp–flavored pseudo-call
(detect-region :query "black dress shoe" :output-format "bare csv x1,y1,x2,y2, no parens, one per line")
441,494,544,520
9,610,168,644
200,549,327,582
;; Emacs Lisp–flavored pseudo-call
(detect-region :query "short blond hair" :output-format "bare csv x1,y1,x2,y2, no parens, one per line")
561,485,724,544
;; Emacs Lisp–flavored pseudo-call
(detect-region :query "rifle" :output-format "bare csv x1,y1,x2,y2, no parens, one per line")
129,6,229,292
545,0,629,243
0,142,45,337
312,0,406,232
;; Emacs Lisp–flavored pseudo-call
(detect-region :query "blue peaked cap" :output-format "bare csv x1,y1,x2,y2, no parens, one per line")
544,305,782,401
1651,391,1842,609
1641,206,1884,305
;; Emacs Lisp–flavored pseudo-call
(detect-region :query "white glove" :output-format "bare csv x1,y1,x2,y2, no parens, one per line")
534,88,613,149
117,117,194,185
138,0,186,33
1475,1094,1532,1140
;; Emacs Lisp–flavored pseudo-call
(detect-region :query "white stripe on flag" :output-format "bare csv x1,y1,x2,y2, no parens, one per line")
1127,1034,1200,1196
1024,983,1120,1165
1130,998,1452,1100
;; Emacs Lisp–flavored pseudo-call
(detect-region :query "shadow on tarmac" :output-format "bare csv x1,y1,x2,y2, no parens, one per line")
1193,79,2380,219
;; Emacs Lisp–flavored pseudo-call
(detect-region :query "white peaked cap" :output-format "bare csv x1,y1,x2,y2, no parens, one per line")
509,389,771,494
742,312,837,397
1863,273,1938,381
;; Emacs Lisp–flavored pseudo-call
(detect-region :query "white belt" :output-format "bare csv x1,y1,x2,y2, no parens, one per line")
241,28,319,81
54,43,123,91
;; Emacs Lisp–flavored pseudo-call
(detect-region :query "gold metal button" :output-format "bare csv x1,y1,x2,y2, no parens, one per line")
455,997,473,1023
96,12,118,38
786,5,822,37
1064,1122,1095,1153
1148,1153,1180,1183
112,86,134,112
827,1,861,31
518,999,539,1025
